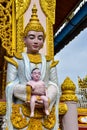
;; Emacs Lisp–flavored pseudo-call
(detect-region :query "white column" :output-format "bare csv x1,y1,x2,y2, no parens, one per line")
62,101,78,130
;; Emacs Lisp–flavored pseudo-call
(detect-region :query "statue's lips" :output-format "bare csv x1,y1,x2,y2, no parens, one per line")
33,45,39,48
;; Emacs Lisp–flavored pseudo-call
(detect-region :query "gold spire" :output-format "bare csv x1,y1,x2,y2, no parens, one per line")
23,4,45,38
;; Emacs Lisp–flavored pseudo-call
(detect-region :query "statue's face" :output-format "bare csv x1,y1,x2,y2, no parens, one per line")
31,68,41,81
24,31,44,54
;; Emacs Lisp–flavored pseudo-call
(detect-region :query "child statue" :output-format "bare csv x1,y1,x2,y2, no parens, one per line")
27,68,49,117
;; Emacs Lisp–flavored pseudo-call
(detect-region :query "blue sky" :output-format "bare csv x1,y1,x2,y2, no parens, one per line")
55,28,87,89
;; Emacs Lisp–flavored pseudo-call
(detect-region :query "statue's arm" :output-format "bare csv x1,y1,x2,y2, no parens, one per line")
6,62,18,83
47,66,59,109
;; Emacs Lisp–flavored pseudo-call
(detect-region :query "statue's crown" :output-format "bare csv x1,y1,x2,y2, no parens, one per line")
24,4,45,37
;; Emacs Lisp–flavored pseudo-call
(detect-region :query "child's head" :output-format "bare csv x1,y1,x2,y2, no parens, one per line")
31,68,41,81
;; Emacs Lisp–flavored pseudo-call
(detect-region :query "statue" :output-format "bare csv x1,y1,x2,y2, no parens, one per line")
4,4,59,130
26,68,49,117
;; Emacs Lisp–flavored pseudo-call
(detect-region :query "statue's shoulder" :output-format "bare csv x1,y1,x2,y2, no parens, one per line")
45,55,59,68
14,52,23,59
4,52,23,68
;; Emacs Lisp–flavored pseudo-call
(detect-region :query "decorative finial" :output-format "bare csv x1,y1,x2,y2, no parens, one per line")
23,4,45,38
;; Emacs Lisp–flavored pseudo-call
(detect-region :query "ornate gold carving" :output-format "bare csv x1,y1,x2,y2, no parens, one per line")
16,0,25,54
28,54,42,64
78,75,87,88
27,118,43,130
23,4,45,38
40,0,56,24
40,0,56,59
0,101,6,115
59,103,68,115
11,104,29,129
78,108,87,115
14,52,22,59
22,104,44,118
50,60,59,68
42,106,56,129
26,85,31,101
0,0,12,55
46,18,54,59
60,77,78,102
78,116,87,123
16,0,31,20
16,16,25,53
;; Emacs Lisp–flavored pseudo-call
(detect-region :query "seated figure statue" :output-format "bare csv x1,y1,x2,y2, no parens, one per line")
4,4,59,130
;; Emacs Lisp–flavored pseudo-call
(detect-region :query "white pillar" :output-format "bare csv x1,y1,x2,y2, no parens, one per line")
62,101,78,130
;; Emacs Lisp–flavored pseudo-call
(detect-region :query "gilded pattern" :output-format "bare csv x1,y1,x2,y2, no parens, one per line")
59,103,68,115
16,0,31,53
27,118,43,130
11,104,29,129
22,104,44,118
10,104,56,129
16,0,56,58
40,0,56,24
0,102,6,115
46,18,54,59
0,0,12,55
1,0,56,57
42,106,56,129
60,77,78,102
40,0,56,59
16,0,31,20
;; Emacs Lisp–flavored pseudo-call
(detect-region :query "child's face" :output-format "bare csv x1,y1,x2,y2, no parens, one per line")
31,69,41,81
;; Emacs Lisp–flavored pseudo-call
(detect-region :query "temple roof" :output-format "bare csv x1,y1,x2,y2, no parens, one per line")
54,0,87,54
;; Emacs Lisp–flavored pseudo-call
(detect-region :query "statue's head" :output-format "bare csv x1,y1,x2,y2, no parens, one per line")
23,4,46,40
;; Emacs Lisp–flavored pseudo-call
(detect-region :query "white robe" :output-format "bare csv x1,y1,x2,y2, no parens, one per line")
4,53,59,130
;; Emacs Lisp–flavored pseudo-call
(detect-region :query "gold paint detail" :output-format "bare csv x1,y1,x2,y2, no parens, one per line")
14,52,23,59
27,118,43,130
59,103,68,115
4,56,18,68
78,75,87,88
78,116,87,124
0,101,6,115
46,18,54,59
0,0,12,56
79,123,87,127
42,106,56,129
22,104,44,118
12,0,16,55
16,0,25,54
16,0,31,20
27,54,42,64
40,0,56,24
45,55,52,61
26,85,31,101
50,60,59,68
5,127,8,130
60,77,78,102
40,0,56,59
58,128,61,130
78,108,87,115
11,104,29,129
16,16,25,53
23,4,45,38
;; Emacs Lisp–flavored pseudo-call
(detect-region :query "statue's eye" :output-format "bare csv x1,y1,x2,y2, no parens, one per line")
27,34,35,39
38,35,43,41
